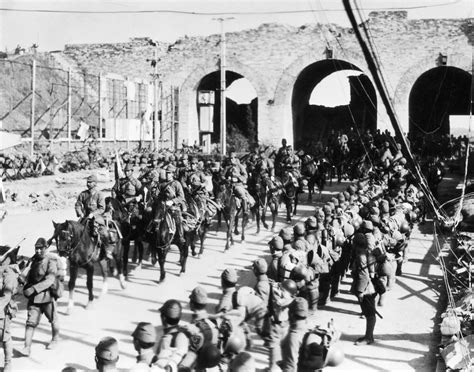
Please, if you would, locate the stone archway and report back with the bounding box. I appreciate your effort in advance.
[408,66,471,138]
[392,51,472,134]
[272,50,371,146]
[178,56,267,148]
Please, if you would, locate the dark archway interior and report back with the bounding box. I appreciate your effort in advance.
[197,71,258,152]
[292,59,377,150]
[409,66,471,138]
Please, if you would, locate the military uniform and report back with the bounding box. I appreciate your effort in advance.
[224,156,250,212]
[75,187,105,219]
[216,268,238,314]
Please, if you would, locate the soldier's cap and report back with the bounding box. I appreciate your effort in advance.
[305,216,317,229]
[132,322,156,344]
[190,157,199,164]
[252,258,268,275]
[229,351,256,372]
[34,237,48,248]
[95,336,119,361]
[124,163,134,171]
[159,299,182,319]
[290,296,309,318]
[190,285,208,305]
[86,174,98,182]
[221,268,238,284]
[166,164,177,173]
[279,227,293,241]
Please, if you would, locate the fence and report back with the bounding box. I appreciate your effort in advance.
[0,56,179,154]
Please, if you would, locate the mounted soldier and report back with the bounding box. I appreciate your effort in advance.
[157,164,187,245]
[223,152,252,215]
[112,163,143,211]
[254,149,275,189]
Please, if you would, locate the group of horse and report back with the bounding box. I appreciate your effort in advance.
[46,153,358,313]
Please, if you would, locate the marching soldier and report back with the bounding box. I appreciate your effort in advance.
[0,246,20,372]
[19,238,60,357]
[155,299,189,369]
[252,258,270,307]
[216,268,239,314]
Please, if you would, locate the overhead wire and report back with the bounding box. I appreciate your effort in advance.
[0,1,463,14]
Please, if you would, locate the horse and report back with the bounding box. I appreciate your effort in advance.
[105,196,150,276]
[279,170,300,223]
[346,154,373,181]
[301,154,332,201]
[50,218,125,314]
[329,142,350,183]
[216,181,248,251]
[147,201,189,282]
[184,189,219,258]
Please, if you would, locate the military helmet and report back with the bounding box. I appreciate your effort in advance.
[281,279,298,296]
[279,227,293,242]
[334,234,346,247]
[95,336,119,362]
[252,258,268,275]
[353,232,367,248]
[269,236,284,251]
[289,296,309,318]
[361,220,374,232]
[293,223,305,236]
[224,328,246,355]
[34,237,48,248]
[132,322,156,344]
[290,264,308,282]
[196,344,221,368]
[324,344,345,367]
[305,216,317,230]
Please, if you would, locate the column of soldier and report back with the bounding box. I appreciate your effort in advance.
[0,140,423,371]
[79,155,421,372]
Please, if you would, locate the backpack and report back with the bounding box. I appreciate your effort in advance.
[47,253,66,300]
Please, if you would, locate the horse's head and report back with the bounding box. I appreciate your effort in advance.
[52,220,75,257]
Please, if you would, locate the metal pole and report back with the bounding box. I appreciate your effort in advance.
[67,68,72,151]
[171,87,175,150]
[30,59,36,156]
[98,73,103,144]
[219,19,227,156]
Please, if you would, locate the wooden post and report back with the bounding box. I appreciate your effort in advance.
[30,59,36,156]
[170,87,175,150]
[98,73,103,144]
[67,68,72,151]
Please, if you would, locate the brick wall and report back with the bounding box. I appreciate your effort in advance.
[61,13,473,147]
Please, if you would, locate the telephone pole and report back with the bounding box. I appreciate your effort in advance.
[213,17,234,156]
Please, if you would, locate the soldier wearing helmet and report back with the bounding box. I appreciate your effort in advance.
[75,174,105,223]
[112,163,143,207]
[280,297,309,372]
[19,238,59,357]
[155,299,189,369]
[268,236,284,282]
[223,152,251,215]
[130,322,157,371]
[179,287,220,371]
[157,164,187,245]
[252,259,270,307]
[266,279,297,371]
[216,268,238,314]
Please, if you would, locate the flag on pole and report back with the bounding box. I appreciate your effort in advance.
[114,150,124,181]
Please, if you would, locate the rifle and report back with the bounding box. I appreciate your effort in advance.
[0,238,25,264]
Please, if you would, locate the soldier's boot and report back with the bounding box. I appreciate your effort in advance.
[355,316,375,345]
[18,326,34,357]
[46,323,60,350]
[3,340,13,371]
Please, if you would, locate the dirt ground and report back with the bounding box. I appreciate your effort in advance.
[0,171,457,371]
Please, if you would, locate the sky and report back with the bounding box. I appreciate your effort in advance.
[0,0,472,52]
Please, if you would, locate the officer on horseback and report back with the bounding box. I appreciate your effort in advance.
[112,163,143,210]
[281,145,302,181]
[224,152,250,214]
[159,164,187,245]
[254,149,275,189]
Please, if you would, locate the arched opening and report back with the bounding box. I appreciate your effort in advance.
[291,59,377,150]
[409,66,471,139]
[196,71,258,152]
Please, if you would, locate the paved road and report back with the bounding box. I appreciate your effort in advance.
[1,180,447,371]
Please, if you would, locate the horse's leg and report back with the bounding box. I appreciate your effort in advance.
[190,230,197,257]
[122,238,130,278]
[308,180,313,202]
[234,212,240,235]
[286,199,292,223]
[261,202,269,230]
[66,264,78,315]
[115,240,126,289]
[255,204,261,234]
[85,264,95,309]
[198,224,207,257]
[158,248,167,282]
[98,258,109,298]
[179,240,189,275]
[241,208,248,242]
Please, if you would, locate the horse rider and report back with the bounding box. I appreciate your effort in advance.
[254,149,275,189]
[112,163,143,212]
[158,164,187,245]
[275,139,288,178]
[224,152,251,214]
[19,238,60,357]
[281,145,302,182]
[75,175,109,243]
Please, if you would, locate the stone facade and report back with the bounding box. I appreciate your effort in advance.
[61,12,473,148]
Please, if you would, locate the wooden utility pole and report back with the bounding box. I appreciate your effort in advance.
[214,17,234,156]
[30,59,36,156]
[67,68,72,150]
[98,73,103,143]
